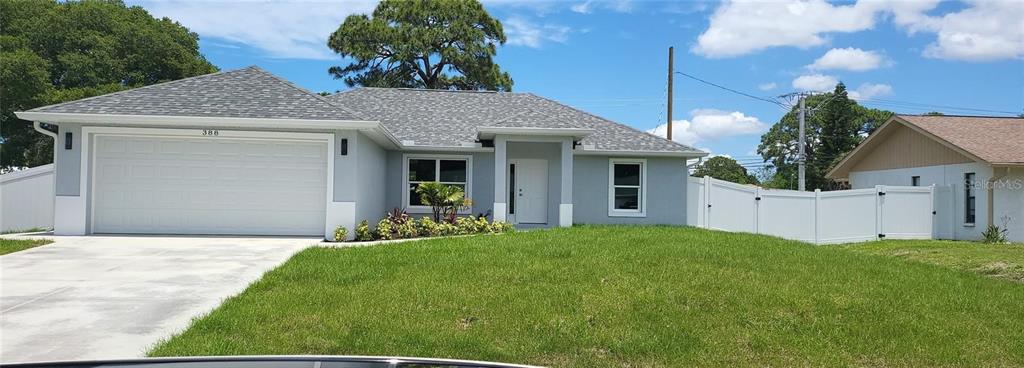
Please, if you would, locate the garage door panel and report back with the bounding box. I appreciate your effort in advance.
[93,134,327,236]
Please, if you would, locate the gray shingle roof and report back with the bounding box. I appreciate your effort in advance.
[28,66,363,121]
[328,88,699,153]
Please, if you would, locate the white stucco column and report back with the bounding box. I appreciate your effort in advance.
[493,136,507,222]
[559,138,573,227]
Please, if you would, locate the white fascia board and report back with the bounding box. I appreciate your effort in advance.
[575,148,707,158]
[476,127,596,140]
[399,145,494,153]
[15,111,381,130]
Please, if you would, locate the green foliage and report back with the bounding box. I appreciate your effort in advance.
[417,217,443,237]
[454,217,476,235]
[327,0,512,91]
[757,83,893,190]
[982,225,1009,244]
[355,220,373,241]
[0,0,217,171]
[375,218,393,240]
[489,221,514,234]
[415,182,472,222]
[692,156,759,185]
[333,226,348,242]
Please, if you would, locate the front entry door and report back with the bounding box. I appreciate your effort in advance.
[513,159,548,224]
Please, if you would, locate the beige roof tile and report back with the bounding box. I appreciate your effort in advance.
[898,115,1024,164]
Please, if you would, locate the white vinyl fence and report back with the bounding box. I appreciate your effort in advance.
[687,176,935,244]
[0,164,54,233]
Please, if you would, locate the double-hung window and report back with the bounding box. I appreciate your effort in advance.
[608,159,646,217]
[405,156,471,211]
[964,172,976,225]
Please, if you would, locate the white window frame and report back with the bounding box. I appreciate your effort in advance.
[402,154,473,214]
[608,158,646,217]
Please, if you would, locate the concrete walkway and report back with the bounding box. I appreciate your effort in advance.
[0,235,317,363]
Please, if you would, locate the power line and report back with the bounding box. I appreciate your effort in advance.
[674,71,786,108]
[857,98,1020,115]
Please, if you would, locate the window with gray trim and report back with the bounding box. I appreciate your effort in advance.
[407,158,468,207]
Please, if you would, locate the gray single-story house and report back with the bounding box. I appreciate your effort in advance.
[18,66,705,239]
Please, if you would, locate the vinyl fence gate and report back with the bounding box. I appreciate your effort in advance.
[687,176,937,245]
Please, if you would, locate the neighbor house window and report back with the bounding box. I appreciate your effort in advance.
[964,172,976,224]
[405,155,471,210]
[608,159,646,217]
[911,176,921,186]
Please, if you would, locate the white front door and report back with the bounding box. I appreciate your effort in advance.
[513,159,548,224]
[91,134,328,236]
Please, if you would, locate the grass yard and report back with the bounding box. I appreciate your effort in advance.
[0,238,52,255]
[843,239,1024,282]
[149,226,1024,367]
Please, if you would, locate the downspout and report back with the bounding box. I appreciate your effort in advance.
[987,166,1010,228]
[33,121,57,140]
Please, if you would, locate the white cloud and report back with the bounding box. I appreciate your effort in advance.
[693,0,1022,61]
[848,83,893,100]
[570,0,632,14]
[504,17,571,48]
[758,82,777,91]
[138,0,378,60]
[647,109,767,147]
[693,0,880,58]
[918,1,1024,61]
[792,74,838,91]
[570,1,593,14]
[808,47,888,71]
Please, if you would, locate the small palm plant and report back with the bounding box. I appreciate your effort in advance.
[415,182,472,223]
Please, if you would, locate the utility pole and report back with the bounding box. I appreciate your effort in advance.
[798,94,806,191]
[667,46,674,141]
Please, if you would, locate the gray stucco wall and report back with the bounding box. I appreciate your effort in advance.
[354,132,387,223]
[572,155,688,225]
[54,123,82,196]
[383,150,495,221]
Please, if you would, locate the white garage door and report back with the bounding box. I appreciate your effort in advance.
[92,134,327,236]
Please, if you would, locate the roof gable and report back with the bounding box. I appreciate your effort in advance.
[328,88,700,153]
[28,66,363,121]
[827,115,1023,179]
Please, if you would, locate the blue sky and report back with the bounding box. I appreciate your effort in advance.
[133,0,1023,166]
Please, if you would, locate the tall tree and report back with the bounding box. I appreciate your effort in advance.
[0,0,216,171]
[327,0,513,91]
[757,83,893,190]
[692,156,759,185]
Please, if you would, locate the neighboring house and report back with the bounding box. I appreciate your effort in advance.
[16,66,705,239]
[827,115,1024,242]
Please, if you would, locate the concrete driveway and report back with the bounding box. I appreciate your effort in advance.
[0,235,317,363]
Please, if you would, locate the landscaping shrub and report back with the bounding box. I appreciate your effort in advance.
[376,218,393,240]
[333,226,348,242]
[355,220,373,241]
[352,213,514,242]
[982,225,1008,244]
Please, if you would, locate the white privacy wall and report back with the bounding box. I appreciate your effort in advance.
[687,176,935,244]
[0,164,54,232]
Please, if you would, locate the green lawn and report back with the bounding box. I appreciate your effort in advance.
[149,226,1024,367]
[843,239,1024,282]
[0,238,52,255]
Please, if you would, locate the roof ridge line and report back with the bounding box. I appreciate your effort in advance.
[248,67,369,121]
[26,67,242,113]
[524,93,701,152]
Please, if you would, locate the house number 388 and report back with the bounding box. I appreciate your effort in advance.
[201,129,219,136]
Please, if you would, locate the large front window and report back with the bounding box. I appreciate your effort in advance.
[405,156,470,209]
[608,159,646,217]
